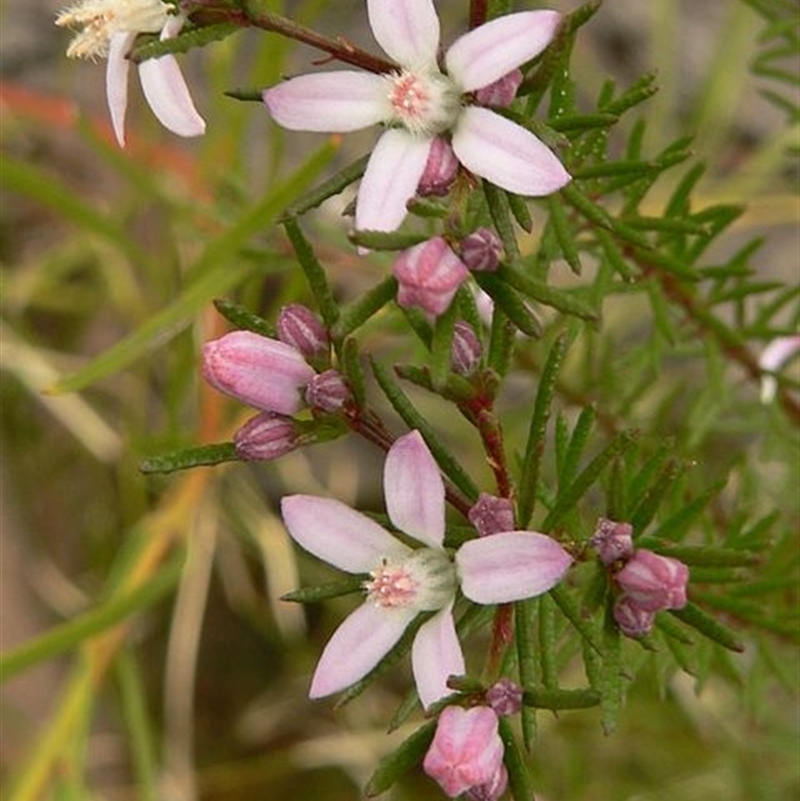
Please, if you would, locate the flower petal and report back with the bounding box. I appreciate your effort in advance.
[384,431,445,546]
[309,601,416,698]
[367,0,440,69]
[355,129,432,232]
[281,495,410,573]
[262,71,389,132]
[452,106,571,196]
[445,11,561,91]
[412,604,465,709]
[139,55,206,138]
[106,32,134,147]
[456,531,572,603]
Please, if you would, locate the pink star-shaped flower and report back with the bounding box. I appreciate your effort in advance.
[262,0,570,234]
[56,0,205,146]
[281,430,572,709]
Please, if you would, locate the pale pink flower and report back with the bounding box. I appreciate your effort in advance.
[460,227,503,272]
[394,237,470,317]
[281,431,571,708]
[467,493,515,538]
[202,330,315,416]
[759,334,800,403]
[56,0,205,146]
[418,136,460,196]
[423,706,505,798]
[305,369,351,413]
[277,304,330,360]
[615,549,689,613]
[451,321,482,375]
[474,68,524,108]
[590,517,634,566]
[262,0,570,233]
[485,677,524,716]
[613,595,656,638]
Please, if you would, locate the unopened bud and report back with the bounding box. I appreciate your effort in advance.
[305,369,351,413]
[277,304,329,360]
[452,321,482,375]
[475,69,523,108]
[202,330,315,415]
[423,706,504,799]
[468,493,515,537]
[613,595,655,638]
[460,228,502,273]
[466,764,508,801]
[615,549,689,612]
[486,677,524,716]
[418,136,459,196]
[590,518,634,566]
[394,237,469,317]
[233,412,298,461]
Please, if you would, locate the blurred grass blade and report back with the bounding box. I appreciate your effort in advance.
[364,720,436,797]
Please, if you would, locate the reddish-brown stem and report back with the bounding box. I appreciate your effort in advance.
[488,603,514,676]
[469,0,489,29]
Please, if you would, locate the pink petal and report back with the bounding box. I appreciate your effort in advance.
[384,431,445,547]
[263,71,389,132]
[281,495,410,573]
[452,106,571,196]
[355,129,432,232]
[367,0,440,69]
[309,601,415,698]
[445,11,561,92]
[456,531,572,603]
[139,55,206,138]
[106,32,134,147]
[412,605,465,709]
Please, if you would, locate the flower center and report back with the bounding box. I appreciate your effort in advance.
[385,70,461,137]
[364,548,457,612]
[56,0,170,60]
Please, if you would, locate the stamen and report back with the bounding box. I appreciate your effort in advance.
[365,560,419,608]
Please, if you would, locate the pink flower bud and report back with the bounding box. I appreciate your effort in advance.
[460,228,503,272]
[615,549,689,612]
[423,706,505,799]
[417,136,459,196]
[277,304,329,360]
[613,595,656,638]
[394,237,469,317]
[466,764,508,801]
[233,412,298,461]
[202,330,315,415]
[475,69,524,108]
[590,518,634,566]
[486,677,524,716]
[468,493,515,537]
[452,321,482,375]
[305,369,351,413]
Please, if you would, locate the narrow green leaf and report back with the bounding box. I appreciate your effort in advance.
[483,181,520,260]
[644,479,725,541]
[212,298,276,337]
[0,559,182,684]
[348,229,429,251]
[281,576,365,603]
[547,196,582,274]
[364,720,437,797]
[599,606,623,734]
[280,154,368,219]
[332,277,398,340]
[669,602,745,652]
[524,688,601,709]
[371,360,479,501]
[139,443,238,474]
[431,300,459,389]
[486,307,516,378]
[519,333,571,526]
[340,337,367,408]
[283,218,340,327]
[506,192,534,233]
[600,72,659,115]
[548,112,619,132]
[130,22,240,61]
[596,228,639,281]
[498,263,598,320]
[561,405,597,489]
[473,272,543,337]
[550,583,603,654]
[498,717,537,801]
[515,599,538,751]
[538,593,558,689]
[629,458,686,533]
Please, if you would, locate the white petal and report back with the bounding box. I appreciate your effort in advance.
[309,601,416,698]
[446,11,561,91]
[355,129,432,232]
[139,55,206,138]
[262,71,389,132]
[412,605,465,709]
[281,495,410,573]
[452,106,570,196]
[106,32,135,147]
[367,0,440,69]
[456,531,572,604]
[384,431,445,547]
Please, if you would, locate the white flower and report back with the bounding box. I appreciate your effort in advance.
[56,0,205,146]
[281,430,572,709]
[262,0,570,234]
